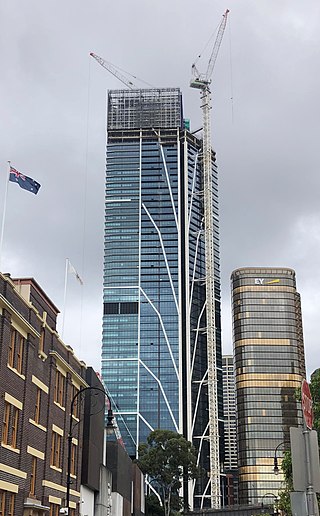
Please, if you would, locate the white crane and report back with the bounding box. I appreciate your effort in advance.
[90,52,135,89]
[90,52,154,89]
[190,9,229,510]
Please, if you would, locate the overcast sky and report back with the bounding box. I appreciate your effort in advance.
[1,0,319,377]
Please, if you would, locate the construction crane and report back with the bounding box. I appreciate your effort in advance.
[190,9,229,510]
[90,52,135,89]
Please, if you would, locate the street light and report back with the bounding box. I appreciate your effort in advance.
[273,440,290,475]
[65,386,115,514]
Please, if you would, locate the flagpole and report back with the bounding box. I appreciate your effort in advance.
[0,161,11,272]
[61,258,69,340]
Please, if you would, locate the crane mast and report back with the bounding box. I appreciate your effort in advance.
[190,9,229,509]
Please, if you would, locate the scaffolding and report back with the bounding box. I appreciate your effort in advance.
[107,88,183,130]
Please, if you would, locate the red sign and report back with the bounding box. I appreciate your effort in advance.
[301,379,313,430]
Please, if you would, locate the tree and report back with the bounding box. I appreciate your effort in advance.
[145,494,164,516]
[277,450,293,515]
[137,429,200,516]
[277,371,320,515]
[310,369,320,444]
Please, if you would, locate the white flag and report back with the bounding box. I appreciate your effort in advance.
[68,260,83,285]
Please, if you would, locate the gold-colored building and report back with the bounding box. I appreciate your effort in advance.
[231,267,305,505]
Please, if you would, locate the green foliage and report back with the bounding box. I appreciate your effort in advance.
[277,487,292,515]
[145,494,164,516]
[281,450,293,488]
[277,372,320,515]
[137,429,200,516]
[145,494,181,516]
[312,371,320,512]
[276,450,293,515]
[310,369,320,443]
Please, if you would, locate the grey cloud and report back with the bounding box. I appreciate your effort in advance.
[1,0,319,376]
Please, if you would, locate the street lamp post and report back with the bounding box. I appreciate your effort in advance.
[65,386,115,515]
[273,441,290,475]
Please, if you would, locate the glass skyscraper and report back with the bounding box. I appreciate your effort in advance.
[231,267,306,505]
[102,88,223,508]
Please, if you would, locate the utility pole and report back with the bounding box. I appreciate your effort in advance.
[302,380,319,516]
[303,428,319,516]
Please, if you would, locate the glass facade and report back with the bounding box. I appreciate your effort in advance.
[231,268,306,505]
[102,88,223,508]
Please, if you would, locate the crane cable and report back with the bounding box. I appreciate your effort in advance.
[192,20,221,68]
[93,53,155,88]
[78,55,92,357]
[228,15,235,123]
[109,60,155,88]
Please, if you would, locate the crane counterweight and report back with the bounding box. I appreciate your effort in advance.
[190,78,210,90]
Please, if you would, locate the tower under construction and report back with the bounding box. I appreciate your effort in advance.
[102,88,223,508]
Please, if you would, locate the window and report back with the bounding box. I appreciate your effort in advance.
[2,403,9,444]
[71,442,77,476]
[54,369,65,407]
[8,493,14,516]
[30,456,37,496]
[50,431,61,468]
[71,385,79,419]
[49,504,59,516]
[34,387,41,424]
[8,328,25,374]
[0,491,14,516]
[0,491,4,516]
[16,334,24,373]
[8,333,14,368]
[2,402,19,448]
[11,405,18,448]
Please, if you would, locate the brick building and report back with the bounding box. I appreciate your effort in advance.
[0,273,88,515]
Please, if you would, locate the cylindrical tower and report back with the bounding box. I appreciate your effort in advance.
[231,267,306,505]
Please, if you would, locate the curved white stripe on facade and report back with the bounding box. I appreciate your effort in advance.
[191,302,207,375]
[139,359,179,431]
[140,287,179,379]
[191,370,208,434]
[139,413,154,433]
[141,203,179,314]
[158,139,179,230]
[189,227,204,318]
[187,152,199,230]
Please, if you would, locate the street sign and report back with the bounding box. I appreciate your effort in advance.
[290,427,320,493]
[301,379,314,430]
[290,492,308,516]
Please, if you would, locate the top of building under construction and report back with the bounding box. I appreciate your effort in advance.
[107,88,183,131]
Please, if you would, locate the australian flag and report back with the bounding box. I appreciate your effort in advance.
[9,166,41,195]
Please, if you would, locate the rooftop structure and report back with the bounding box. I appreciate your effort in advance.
[107,88,183,130]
